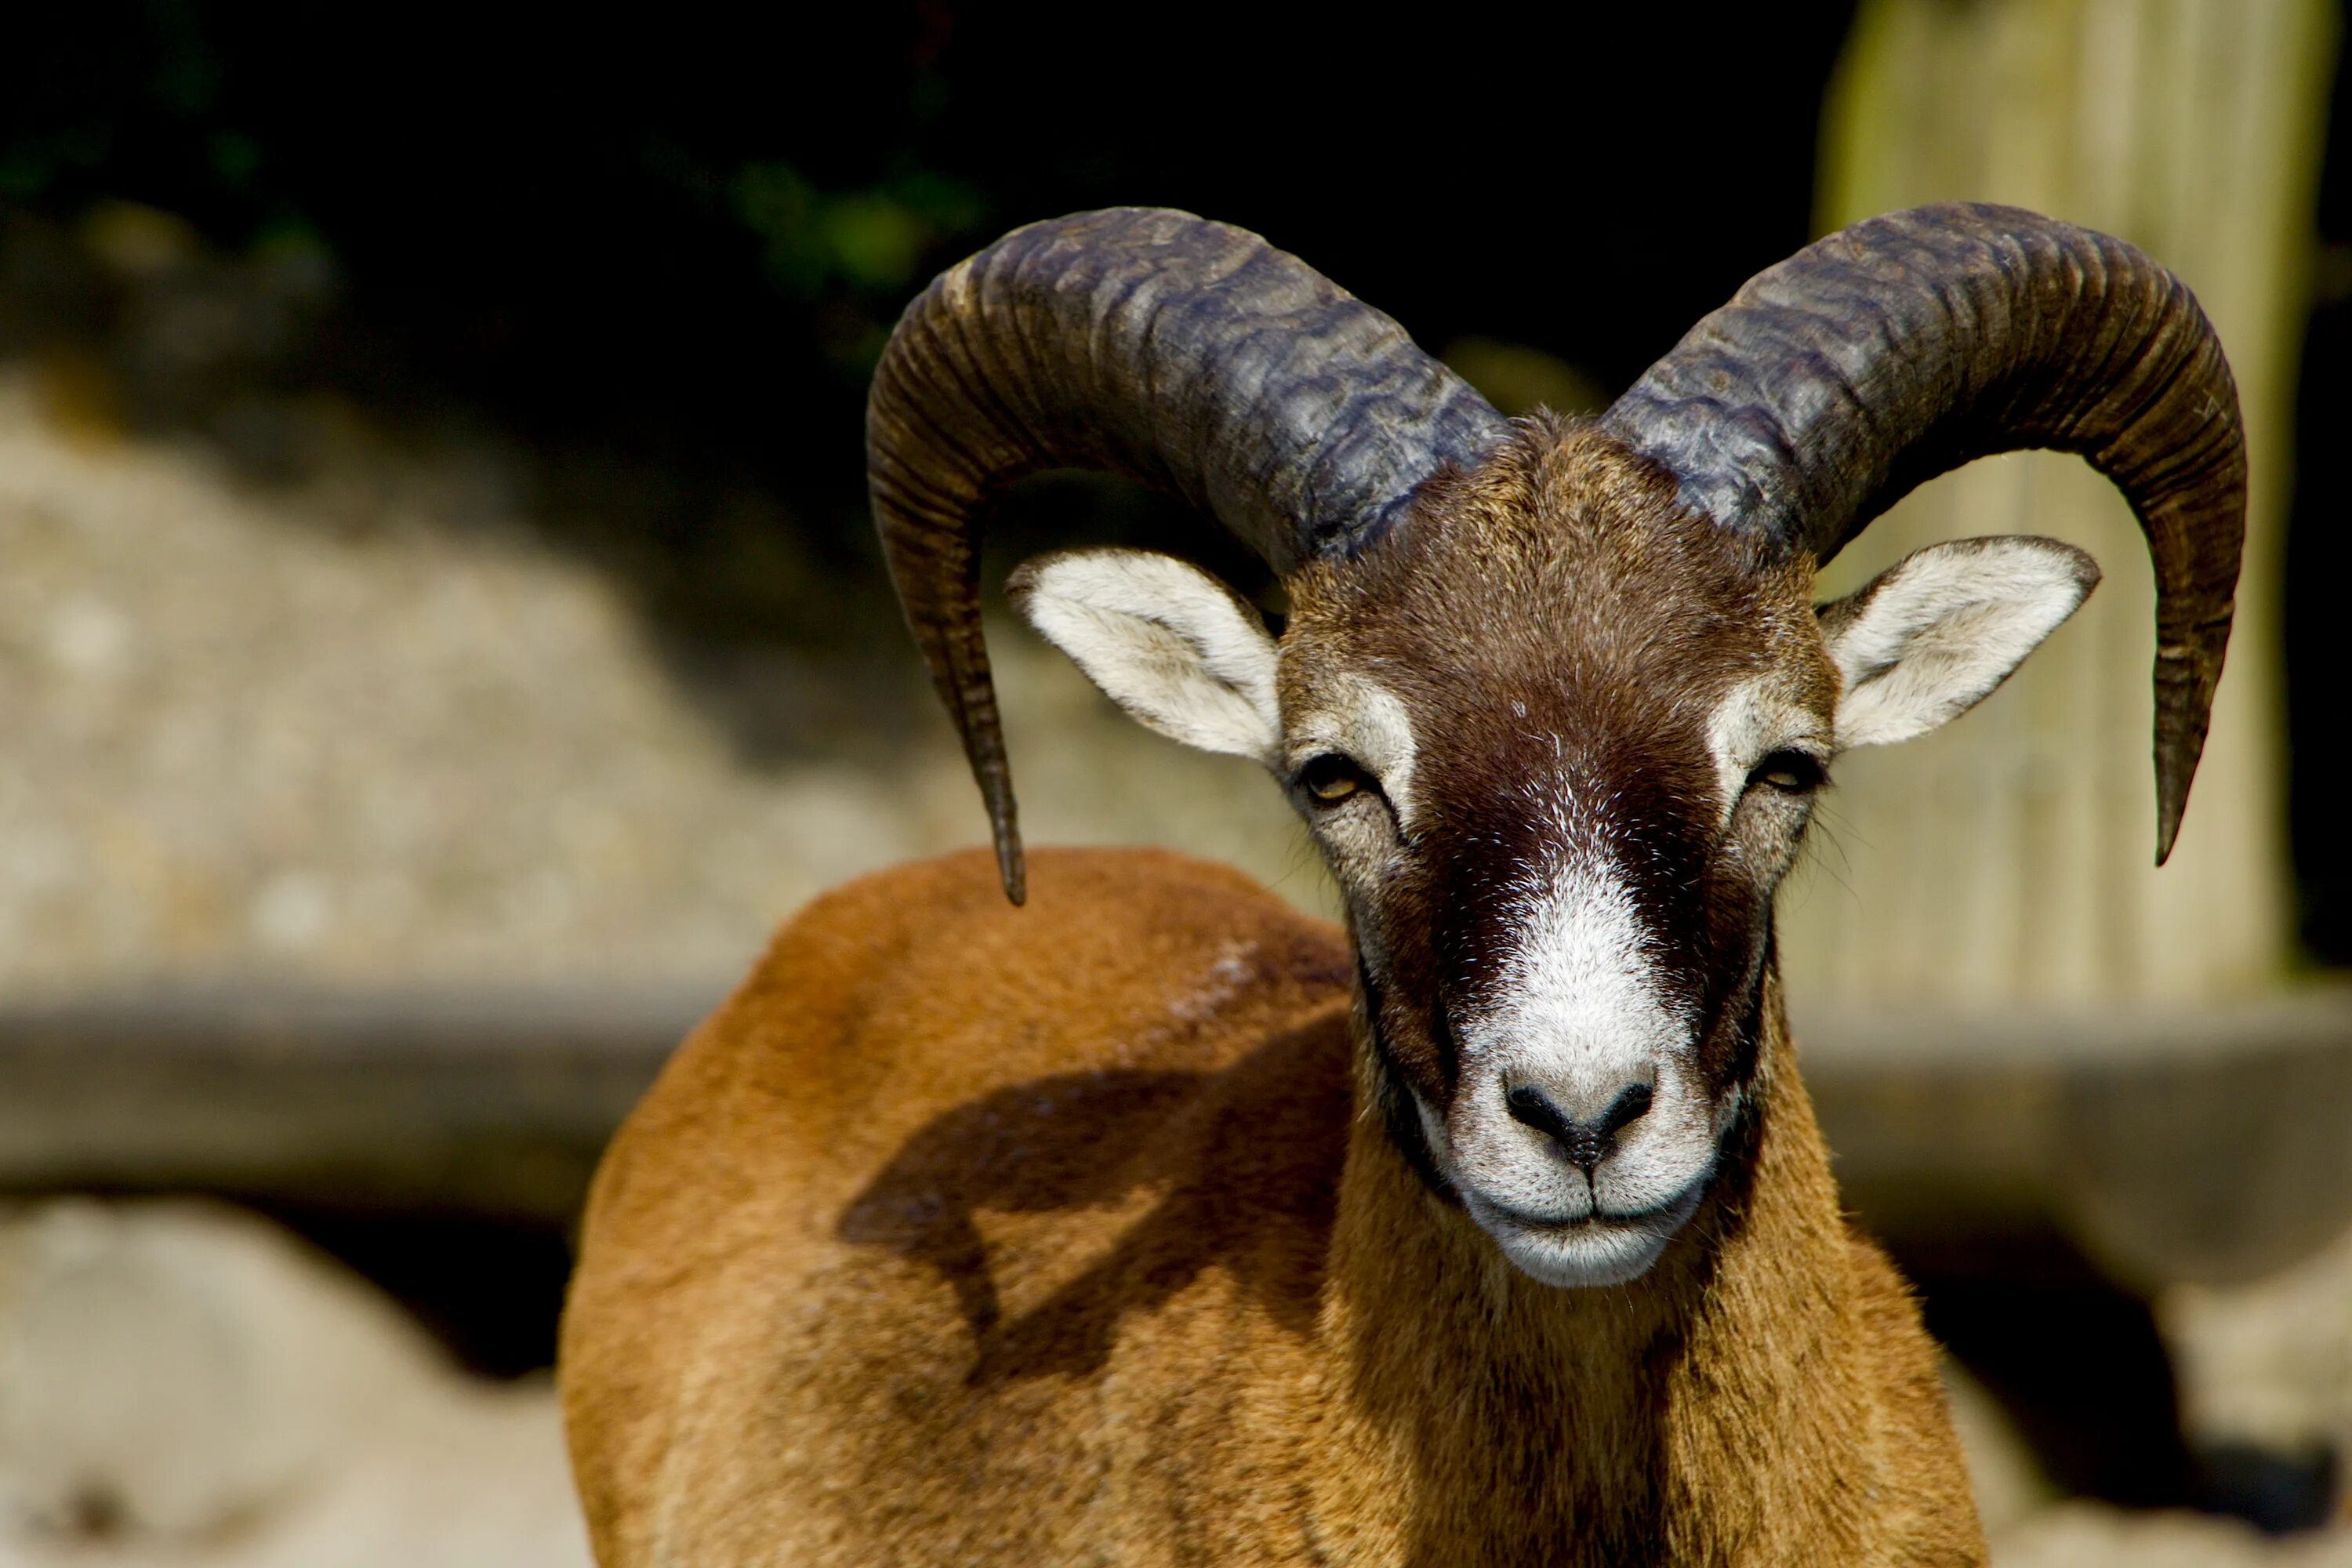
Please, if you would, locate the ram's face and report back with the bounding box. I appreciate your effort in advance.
[1013,419,2098,1289]
[1272,431,1834,1285]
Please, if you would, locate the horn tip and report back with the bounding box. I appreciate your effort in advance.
[2152,718,2206,868]
[2153,782,2188,867]
[994,826,1028,906]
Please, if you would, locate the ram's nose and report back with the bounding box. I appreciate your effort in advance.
[1504,1076,1655,1173]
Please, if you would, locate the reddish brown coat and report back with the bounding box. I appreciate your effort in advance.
[560,847,1982,1566]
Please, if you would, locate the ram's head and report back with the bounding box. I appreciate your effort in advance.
[869,207,2243,1286]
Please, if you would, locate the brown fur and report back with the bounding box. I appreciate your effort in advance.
[561,848,1981,1566]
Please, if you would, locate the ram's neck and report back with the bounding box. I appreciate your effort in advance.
[1312,971,1880,1565]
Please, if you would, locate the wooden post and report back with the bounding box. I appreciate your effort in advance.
[1782,0,2336,1006]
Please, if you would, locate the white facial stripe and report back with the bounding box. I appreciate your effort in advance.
[1704,674,1831,826]
[1287,676,1420,831]
[1468,858,1688,1093]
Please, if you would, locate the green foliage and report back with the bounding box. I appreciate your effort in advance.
[731,162,986,296]
[730,161,987,371]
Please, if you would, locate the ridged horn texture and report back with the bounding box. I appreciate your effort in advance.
[869,208,1507,902]
[1601,202,2245,865]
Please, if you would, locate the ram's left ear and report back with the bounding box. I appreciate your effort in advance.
[1819,535,2100,749]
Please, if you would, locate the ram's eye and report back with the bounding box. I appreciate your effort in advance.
[1748,750,1827,795]
[1298,753,1367,805]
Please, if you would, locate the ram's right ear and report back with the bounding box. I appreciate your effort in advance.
[1007,548,1282,766]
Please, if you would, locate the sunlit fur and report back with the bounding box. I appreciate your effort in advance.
[560,419,1991,1565]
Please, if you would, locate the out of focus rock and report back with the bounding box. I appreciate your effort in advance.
[2169,1219,2352,1471]
[0,1199,589,1566]
[1992,1502,2352,1566]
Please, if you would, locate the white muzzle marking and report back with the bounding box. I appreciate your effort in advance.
[1437,856,1722,1287]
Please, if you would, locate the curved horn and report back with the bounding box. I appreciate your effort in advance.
[1600,202,2245,864]
[869,208,1506,902]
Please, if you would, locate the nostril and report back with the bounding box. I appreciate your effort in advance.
[1599,1081,1653,1140]
[1505,1079,1653,1172]
[1504,1084,1572,1145]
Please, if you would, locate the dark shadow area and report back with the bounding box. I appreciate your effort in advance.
[838,1018,1352,1386]
[1887,1222,2338,1532]
[2287,16,2352,964]
[840,1069,1205,1354]
[1894,1224,2200,1508]
[252,1199,576,1381]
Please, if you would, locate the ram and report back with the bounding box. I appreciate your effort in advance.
[560,205,2243,1566]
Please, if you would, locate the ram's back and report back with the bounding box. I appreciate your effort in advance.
[560,846,1357,1566]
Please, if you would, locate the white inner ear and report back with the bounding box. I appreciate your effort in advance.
[1823,536,2100,750]
[1009,547,1281,765]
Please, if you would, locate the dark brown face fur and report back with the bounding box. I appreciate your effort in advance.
[1278,421,1839,1286]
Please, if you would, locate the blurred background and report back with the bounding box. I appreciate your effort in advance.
[2,2,2350,1563]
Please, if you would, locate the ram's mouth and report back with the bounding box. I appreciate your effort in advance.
[1463,1180,1705,1236]
[1471,1204,1682,1289]
[1458,1180,1708,1288]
